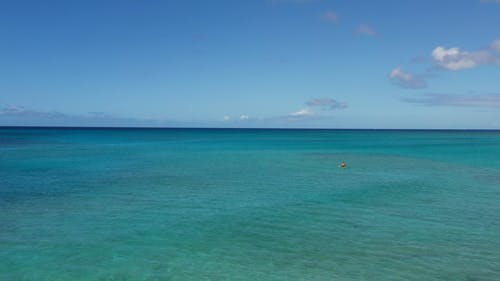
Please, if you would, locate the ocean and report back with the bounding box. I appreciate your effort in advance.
[1,128,500,280]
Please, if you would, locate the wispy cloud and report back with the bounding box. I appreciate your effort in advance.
[403,93,500,108]
[278,98,346,122]
[389,68,427,89]
[431,40,500,71]
[355,24,377,37]
[306,97,347,110]
[491,40,500,52]
[0,106,160,127]
[322,10,339,23]
[0,106,67,119]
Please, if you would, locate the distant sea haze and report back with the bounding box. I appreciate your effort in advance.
[1,128,500,280]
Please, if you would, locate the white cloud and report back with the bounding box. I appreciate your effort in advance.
[389,67,412,80]
[391,39,500,91]
[389,68,427,89]
[322,10,339,23]
[290,108,314,117]
[239,114,249,120]
[355,24,377,37]
[431,40,500,71]
[432,46,479,70]
[223,115,230,121]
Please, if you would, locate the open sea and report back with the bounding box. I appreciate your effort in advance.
[1,127,500,281]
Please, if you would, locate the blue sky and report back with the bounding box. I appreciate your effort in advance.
[1,0,499,128]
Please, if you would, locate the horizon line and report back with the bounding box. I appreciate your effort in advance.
[1,125,499,131]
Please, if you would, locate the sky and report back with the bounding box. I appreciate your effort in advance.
[0,0,499,129]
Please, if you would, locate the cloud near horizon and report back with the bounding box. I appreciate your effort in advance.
[284,98,346,122]
[403,92,500,108]
[289,108,314,117]
[306,97,347,110]
[0,106,67,119]
[389,68,427,89]
[0,106,160,127]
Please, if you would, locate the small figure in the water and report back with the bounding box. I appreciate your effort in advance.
[340,161,347,168]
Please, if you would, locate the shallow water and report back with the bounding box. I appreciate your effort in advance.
[1,128,500,280]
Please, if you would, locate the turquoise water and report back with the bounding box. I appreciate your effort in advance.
[1,128,500,281]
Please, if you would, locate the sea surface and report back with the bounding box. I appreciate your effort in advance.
[1,128,500,281]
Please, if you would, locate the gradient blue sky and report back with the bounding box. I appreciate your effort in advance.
[1,0,499,128]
